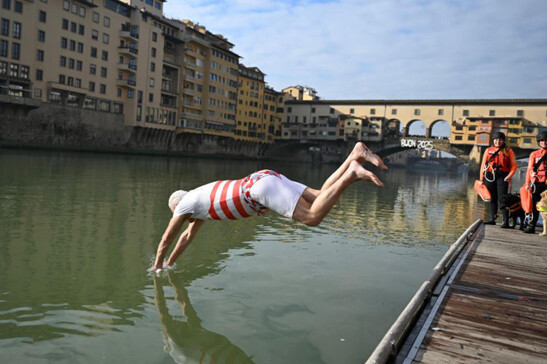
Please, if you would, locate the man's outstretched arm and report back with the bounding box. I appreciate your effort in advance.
[166,219,204,267]
[153,215,188,270]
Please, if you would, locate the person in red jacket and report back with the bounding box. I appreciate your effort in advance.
[523,130,547,233]
[479,132,517,227]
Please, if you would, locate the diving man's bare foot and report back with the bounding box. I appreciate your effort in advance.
[351,142,388,170]
[348,160,384,187]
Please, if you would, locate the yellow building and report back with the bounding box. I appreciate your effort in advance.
[235,65,266,142]
[263,86,284,141]
[282,85,319,101]
[450,116,538,149]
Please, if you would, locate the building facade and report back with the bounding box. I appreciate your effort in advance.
[0,0,281,142]
[282,99,547,148]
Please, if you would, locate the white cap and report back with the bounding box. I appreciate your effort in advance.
[168,190,187,212]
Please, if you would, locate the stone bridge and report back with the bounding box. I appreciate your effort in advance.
[265,137,534,166]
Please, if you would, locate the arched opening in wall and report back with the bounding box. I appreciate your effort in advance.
[406,119,426,137]
[430,119,450,139]
[386,119,402,138]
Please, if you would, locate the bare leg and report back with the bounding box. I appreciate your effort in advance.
[293,160,383,226]
[320,142,387,192]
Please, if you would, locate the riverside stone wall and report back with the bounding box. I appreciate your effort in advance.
[0,103,278,160]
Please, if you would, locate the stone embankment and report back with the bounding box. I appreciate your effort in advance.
[0,103,343,163]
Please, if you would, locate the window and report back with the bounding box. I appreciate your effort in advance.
[79,7,86,17]
[151,48,157,57]
[103,16,110,28]
[71,3,77,14]
[92,12,99,23]
[468,135,475,141]
[101,50,108,61]
[37,49,44,61]
[101,67,107,77]
[146,0,152,5]
[102,33,109,44]
[463,109,469,116]
[155,1,161,9]
[60,56,66,67]
[62,19,69,30]
[91,30,98,40]
[392,109,397,115]
[150,62,155,72]
[11,42,20,59]
[330,108,334,114]
[1,19,9,36]
[0,40,7,57]
[63,0,69,11]
[149,78,154,87]
[455,135,462,141]
[489,110,495,116]
[69,40,75,51]
[78,24,84,35]
[67,76,74,86]
[35,88,42,98]
[14,1,22,13]
[39,10,46,23]
[89,81,95,91]
[76,60,82,71]
[89,64,96,74]
[77,42,83,53]
[75,78,81,88]
[36,69,43,81]
[414,109,421,116]
[2,0,10,10]
[38,30,45,42]
[60,37,67,49]
[71,22,76,33]
[152,32,157,42]
[517,110,524,117]
[90,47,97,58]
[68,58,74,69]
[524,138,532,144]
[117,88,122,97]
[149,93,153,102]
[59,74,65,84]
[100,84,106,94]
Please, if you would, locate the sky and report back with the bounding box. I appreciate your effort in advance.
[163,0,547,101]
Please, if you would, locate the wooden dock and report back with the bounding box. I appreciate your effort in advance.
[367,221,547,364]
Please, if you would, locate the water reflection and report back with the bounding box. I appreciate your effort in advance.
[153,273,254,363]
[0,150,494,363]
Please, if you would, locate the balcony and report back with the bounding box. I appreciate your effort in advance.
[116,79,136,89]
[184,74,195,82]
[117,62,137,74]
[119,29,139,41]
[118,46,138,57]
[181,111,203,120]
[182,88,194,95]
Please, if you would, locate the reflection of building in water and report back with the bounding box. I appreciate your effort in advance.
[154,274,254,364]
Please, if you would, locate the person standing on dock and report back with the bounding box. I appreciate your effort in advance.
[523,131,547,234]
[152,142,388,270]
[478,132,517,227]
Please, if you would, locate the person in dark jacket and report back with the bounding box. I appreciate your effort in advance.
[478,132,517,227]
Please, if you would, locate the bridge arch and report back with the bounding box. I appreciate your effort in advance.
[429,119,450,139]
[404,119,426,137]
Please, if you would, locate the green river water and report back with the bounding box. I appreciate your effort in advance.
[0,149,494,363]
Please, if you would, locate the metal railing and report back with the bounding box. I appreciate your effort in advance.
[365,219,482,364]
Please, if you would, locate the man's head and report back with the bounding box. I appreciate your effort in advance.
[537,131,547,149]
[168,190,187,212]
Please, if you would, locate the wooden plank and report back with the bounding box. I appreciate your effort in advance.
[407,224,547,364]
[414,292,547,364]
